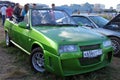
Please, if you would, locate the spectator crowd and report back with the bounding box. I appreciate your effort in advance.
[0,3,36,26]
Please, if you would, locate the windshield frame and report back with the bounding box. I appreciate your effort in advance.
[31,8,78,27]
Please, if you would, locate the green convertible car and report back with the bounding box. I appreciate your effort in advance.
[4,8,113,76]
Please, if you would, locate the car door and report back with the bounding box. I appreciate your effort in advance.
[17,12,31,52]
[9,18,21,45]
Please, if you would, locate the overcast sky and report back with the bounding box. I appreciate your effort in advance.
[9,0,120,9]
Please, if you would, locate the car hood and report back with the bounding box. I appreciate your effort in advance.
[33,26,106,43]
[93,28,120,36]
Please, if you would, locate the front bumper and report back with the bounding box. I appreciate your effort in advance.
[44,47,113,76]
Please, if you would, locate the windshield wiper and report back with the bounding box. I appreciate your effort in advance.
[33,23,57,26]
[33,23,78,27]
[58,24,78,27]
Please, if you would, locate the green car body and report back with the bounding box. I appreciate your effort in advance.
[4,8,113,76]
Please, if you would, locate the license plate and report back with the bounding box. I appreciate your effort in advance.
[83,49,102,58]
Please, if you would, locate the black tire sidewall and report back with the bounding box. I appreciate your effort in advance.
[30,47,45,73]
[110,37,120,56]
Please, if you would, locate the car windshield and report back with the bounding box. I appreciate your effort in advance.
[31,9,77,26]
[89,16,109,28]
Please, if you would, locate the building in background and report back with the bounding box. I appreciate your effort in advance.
[94,4,105,13]
[117,4,120,12]
[80,2,94,13]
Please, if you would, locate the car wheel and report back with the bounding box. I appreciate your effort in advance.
[110,37,120,56]
[5,32,12,47]
[30,47,45,73]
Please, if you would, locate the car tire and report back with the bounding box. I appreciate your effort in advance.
[110,37,120,56]
[30,47,45,73]
[5,32,12,47]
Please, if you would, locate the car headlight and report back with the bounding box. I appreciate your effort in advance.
[59,45,78,53]
[103,40,112,47]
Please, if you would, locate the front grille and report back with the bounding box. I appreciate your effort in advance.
[79,44,101,66]
[79,55,101,66]
[80,44,100,51]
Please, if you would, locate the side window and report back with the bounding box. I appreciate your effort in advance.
[73,16,95,28]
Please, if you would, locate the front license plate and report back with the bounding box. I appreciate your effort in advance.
[83,49,102,58]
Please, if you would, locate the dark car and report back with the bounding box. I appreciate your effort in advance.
[104,14,120,32]
[72,14,120,56]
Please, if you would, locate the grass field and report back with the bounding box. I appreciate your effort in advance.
[0,41,120,80]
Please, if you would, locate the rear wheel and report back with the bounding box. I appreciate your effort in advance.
[110,37,120,56]
[30,47,45,73]
[5,32,12,47]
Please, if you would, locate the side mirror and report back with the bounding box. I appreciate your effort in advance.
[18,22,28,29]
[110,24,119,28]
[105,24,119,29]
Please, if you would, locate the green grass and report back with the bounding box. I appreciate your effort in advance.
[0,41,120,80]
[0,41,6,47]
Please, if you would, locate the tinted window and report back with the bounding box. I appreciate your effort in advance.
[89,16,109,28]
[72,16,95,28]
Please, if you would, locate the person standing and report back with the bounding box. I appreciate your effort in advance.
[33,3,36,8]
[13,3,21,18]
[21,4,29,17]
[51,3,55,10]
[13,3,22,22]
[49,3,56,24]
[0,5,7,25]
[6,4,13,20]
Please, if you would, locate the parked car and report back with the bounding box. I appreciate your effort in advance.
[72,14,120,56]
[4,8,113,76]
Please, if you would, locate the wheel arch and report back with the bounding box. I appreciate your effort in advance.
[107,35,120,40]
[31,42,44,53]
